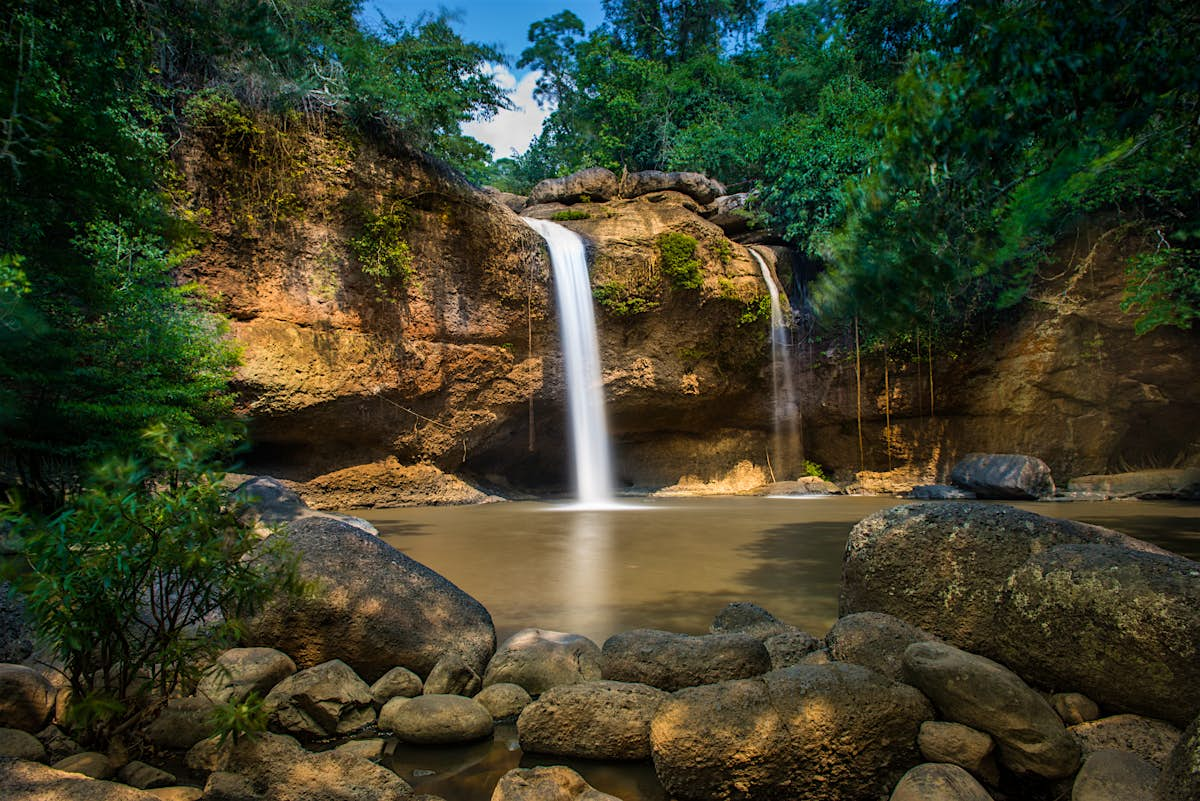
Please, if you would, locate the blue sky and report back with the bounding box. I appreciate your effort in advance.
[361,2,608,158]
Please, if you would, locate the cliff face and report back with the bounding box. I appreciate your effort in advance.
[178,112,1199,503]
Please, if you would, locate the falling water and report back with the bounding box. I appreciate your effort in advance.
[749,247,802,480]
[524,217,616,506]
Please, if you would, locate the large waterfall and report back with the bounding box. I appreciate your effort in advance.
[525,217,616,506]
[749,247,802,479]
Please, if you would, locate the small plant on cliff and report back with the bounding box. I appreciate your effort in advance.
[739,294,772,326]
[551,209,591,221]
[352,201,415,295]
[593,281,660,317]
[804,460,830,481]
[658,232,703,290]
[711,238,734,264]
[1,425,300,747]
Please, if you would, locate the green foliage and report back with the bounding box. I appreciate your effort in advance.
[1122,243,1200,334]
[658,232,703,289]
[739,294,772,326]
[803,460,830,481]
[711,239,733,264]
[210,692,269,746]
[551,210,591,221]
[593,281,661,317]
[1,425,299,746]
[351,202,414,295]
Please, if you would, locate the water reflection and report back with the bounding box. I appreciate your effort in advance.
[562,511,613,640]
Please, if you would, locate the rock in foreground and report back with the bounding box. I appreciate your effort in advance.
[483,628,602,696]
[602,629,770,691]
[492,766,622,801]
[518,680,669,760]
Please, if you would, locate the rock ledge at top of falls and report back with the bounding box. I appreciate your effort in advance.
[528,167,728,207]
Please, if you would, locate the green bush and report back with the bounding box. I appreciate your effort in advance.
[1,425,299,746]
[804,460,830,481]
[739,294,772,326]
[351,202,414,295]
[658,232,703,289]
[551,209,590,221]
[593,281,660,317]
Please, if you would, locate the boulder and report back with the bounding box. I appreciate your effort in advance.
[1069,713,1181,768]
[650,663,933,801]
[840,502,1200,725]
[491,766,622,801]
[1067,468,1200,499]
[0,663,56,732]
[621,170,726,204]
[709,602,797,641]
[902,641,1079,779]
[762,630,822,669]
[917,721,998,785]
[36,724,80,762]
[423,652,481,697]
[0,582,35,663]
[482,629,602,696]
[1071,749,1159,801]
[197,647,296,704]
[332,738,386,761]
[1052,692,1101,726]
[369,666,423,706]
[825,612,940,682]
[529,167,619,205]
[888,763,995,801]
[601,629,771,691]
[0,727,47,760]
[234,475,378,535]
[1158,712,1200,801]
[201,770,255,800]
[143,697,215,750]
[517,680,669,760]
[263,659,375,740]
[379,694,492,745]
[949,452,1055,498]
[53,752,114,780]
[909,484,976,500]
[475,683,532,719]
[0,759,161,801]
[247,515,495,682]
[704,193,755,235]
[116,762,176,790]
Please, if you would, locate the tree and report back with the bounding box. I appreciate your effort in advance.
[602,0,763,61]
[518,10,586,108]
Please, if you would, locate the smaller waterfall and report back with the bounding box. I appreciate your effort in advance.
[524,217,616,506]
[749,247,803,480]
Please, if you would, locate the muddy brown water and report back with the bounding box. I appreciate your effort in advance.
[355,496,1200,800]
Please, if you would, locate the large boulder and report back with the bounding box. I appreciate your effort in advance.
[517,680,669,760]
[491,766,622,801]
[840,502,1200,725]
[601,629,770,691]
[143,697,214,750]
[0,664,56,732]
[888,763,994,801]
[234,475,378,534]
[1069,713,1182,769]
[0,727,47,761]
[378,693,492,745]
[825,612,940,682]
[246,515,495,682]
[482,628,602,696]
[621,170,727,205]
[1071,750,1160,801]
[0,759,160,801]
[262,659,375,740]
[902,641,1080,779]
[650,663,933,801]
[529,167,619,205]
[197,647,296,704]
[1158,712,1200,801]
[949,452,1055,498]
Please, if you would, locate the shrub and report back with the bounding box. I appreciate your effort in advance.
[593,281,660,317]
[1,425,299,746]
[804,460,830,481]
[551,209,590,221]
[351,201,414,294]
[658,232,703,289]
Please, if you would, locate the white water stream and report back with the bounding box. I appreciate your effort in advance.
[749,247,802,479]
[524,218,616,506]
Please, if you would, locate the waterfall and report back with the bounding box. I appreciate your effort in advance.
[524,217,616,506]
[749,247,803,480]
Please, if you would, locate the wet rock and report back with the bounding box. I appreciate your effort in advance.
[247,515,495,682]
[1053,692,1101,725]
[423,652,481,697]
[517,680,669,760]
[0,759,160,801]
[475,682,532,719]
[840,502,1200,725]
[1068,468,1200,500]
[263,659,375,740]
[0,663,56,732]
[116,762,176,790]
[918,721,998,785]
[825,611,940,682]
[369,666,423,705]
[1158,712,1200,801]
[53,752,114,780]
[621,170,726,205]
[909,484,976,500]
[1069,713,1181,768]
[380,694,492,745]
[197,647,296,704]
[601,629,771,691]
[492,765,622,801]
[143,697,215,750]
[529,167,619,205]
[949,452,1056,499]
[1071,749,1159,801]
[0,727,47,760]
[762,630,822,669]
[651,663,933,801]
[483,629,602,696]
[889,763,995,801]
[902,641,1079,778]
[709,602,797,641]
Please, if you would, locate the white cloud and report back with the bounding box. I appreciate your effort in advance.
[462,65,551,160]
